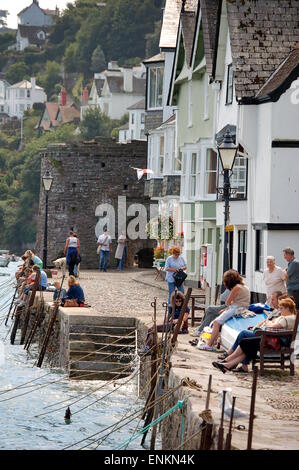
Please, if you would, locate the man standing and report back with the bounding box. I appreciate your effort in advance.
[97,228,112,272]
[263,256,286,305]
[283,247,299,308]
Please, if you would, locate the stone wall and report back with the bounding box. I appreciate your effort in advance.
[36,138,156,268]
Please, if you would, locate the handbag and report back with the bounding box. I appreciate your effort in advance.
[97,235,108,254]
[64,299,79,308]
[173,269,187,287]
[264,335,280,350]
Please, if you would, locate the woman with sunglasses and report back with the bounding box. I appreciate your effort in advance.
[142,291,190,353]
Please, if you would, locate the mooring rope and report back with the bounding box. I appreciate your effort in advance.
[115,397,187,450]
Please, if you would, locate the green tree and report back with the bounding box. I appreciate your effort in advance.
[6,62,30,84]
[63,43,78,73]
[38,61,62,98]
[145,20,162,58]
[91,45,106,72]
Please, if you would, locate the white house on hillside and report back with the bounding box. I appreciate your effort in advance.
[18,0,58,27]
[7,78,47,118]
[81,62,146,121]
[0,79,10,115]
[119,98,146,142]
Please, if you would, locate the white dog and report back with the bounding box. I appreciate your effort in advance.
[53,257,80,278]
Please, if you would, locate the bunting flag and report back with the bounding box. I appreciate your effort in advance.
[131,167,154,180]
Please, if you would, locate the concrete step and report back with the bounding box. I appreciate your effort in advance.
[69,341,135,354]
[68,316,137,328]
[69,360,135,372]
[69,333,135,345]
[69,350,134,362]
[69,370,133,381]
[69,325,136,336]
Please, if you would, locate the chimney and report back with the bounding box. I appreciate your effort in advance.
[30,77,36,90]
[60,87,67,106]
[123,66,133,93]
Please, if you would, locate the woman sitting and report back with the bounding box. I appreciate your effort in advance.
[212,297,297,373]
[143,291,190,353]
[198,270,250,351]
[61,276,85,306]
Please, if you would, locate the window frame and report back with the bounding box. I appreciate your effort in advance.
[255,230,264,272]
[204,148,218,196]
[226,63,234,105]
[238,229,247,276]
[188,80,193,127]
[147,64,164,110]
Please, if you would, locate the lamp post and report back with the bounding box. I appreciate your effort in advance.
[217,129,237,276]
[42,170,53,269]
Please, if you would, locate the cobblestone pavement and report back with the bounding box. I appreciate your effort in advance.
[73,269,169,321]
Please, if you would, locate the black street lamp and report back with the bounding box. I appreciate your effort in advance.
[42,170,53,269]
[217,129,238,276]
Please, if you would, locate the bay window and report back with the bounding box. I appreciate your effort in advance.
[148,65,163,109]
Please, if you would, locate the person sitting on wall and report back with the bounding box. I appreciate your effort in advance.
[142,291,190,353]
[61,275,85,306]
[198,270,250,352]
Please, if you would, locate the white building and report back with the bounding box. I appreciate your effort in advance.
[0,79,10,115]
[211,0,299,300]
[18,0,58,27]
[7,78,47,118]
[81,62,146,121]
[120,98,146,142]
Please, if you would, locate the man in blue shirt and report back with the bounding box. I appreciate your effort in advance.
[283,247,299,308]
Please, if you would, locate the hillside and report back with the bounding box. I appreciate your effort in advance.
[0,0,163,252]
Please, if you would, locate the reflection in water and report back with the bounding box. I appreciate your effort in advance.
[0,263,144,450]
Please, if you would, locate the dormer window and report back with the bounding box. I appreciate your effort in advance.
[226,64,234,105]
[148,65,163,110]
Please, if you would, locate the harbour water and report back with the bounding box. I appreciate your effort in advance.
[0,263,145,450]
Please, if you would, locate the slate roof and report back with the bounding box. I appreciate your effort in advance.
[159,0,198,49]
[18,25,49,45]
[127,98,145,110]
[38,102,80,131]
[181,10,198,67]
[143,52,165,65]
[255,47,299,101]
[200,0,222,76]
[18,1,58,17]
[9,80,43,90]
[225,0,299,100]
[106,76,145,95]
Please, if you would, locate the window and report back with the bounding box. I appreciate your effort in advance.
[19,89,25,98]
[131,130,134,140]
[19,104,25,114]
[238,230,247,276]
[188,81,192,127]
[27,104,30,110]
[230,156,247,199]
[255,230,264,272]
[0,105,4,112]
[181,152,187,198]
[175,151,182,172]
[141,113,145,124]
[131,113,135,124]
[204,72,209,120]
[159,135,164,174]
[226,64,234,104]
[103,103,109,114]
[205,149,217,194]
[148,65,163,109]
[27,90,30,98]
[190,153,197,198]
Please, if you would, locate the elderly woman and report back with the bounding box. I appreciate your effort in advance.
[213,297,297,373]
[165,246,187,304]
[198,270,250,351]
[263,256,286,305]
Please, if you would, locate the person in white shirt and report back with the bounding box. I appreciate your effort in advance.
[263,256,287,305]
[97,228,112,272]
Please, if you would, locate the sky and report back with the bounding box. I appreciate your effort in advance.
[0,0,76,29]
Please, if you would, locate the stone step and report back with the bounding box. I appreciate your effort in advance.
[69,333,136,345]
[69,325,136,336]
[68,316,137,328]
[69,350,134,362]
[69,341,135,354]
[69,360,135,372]
[69,370,133,381]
